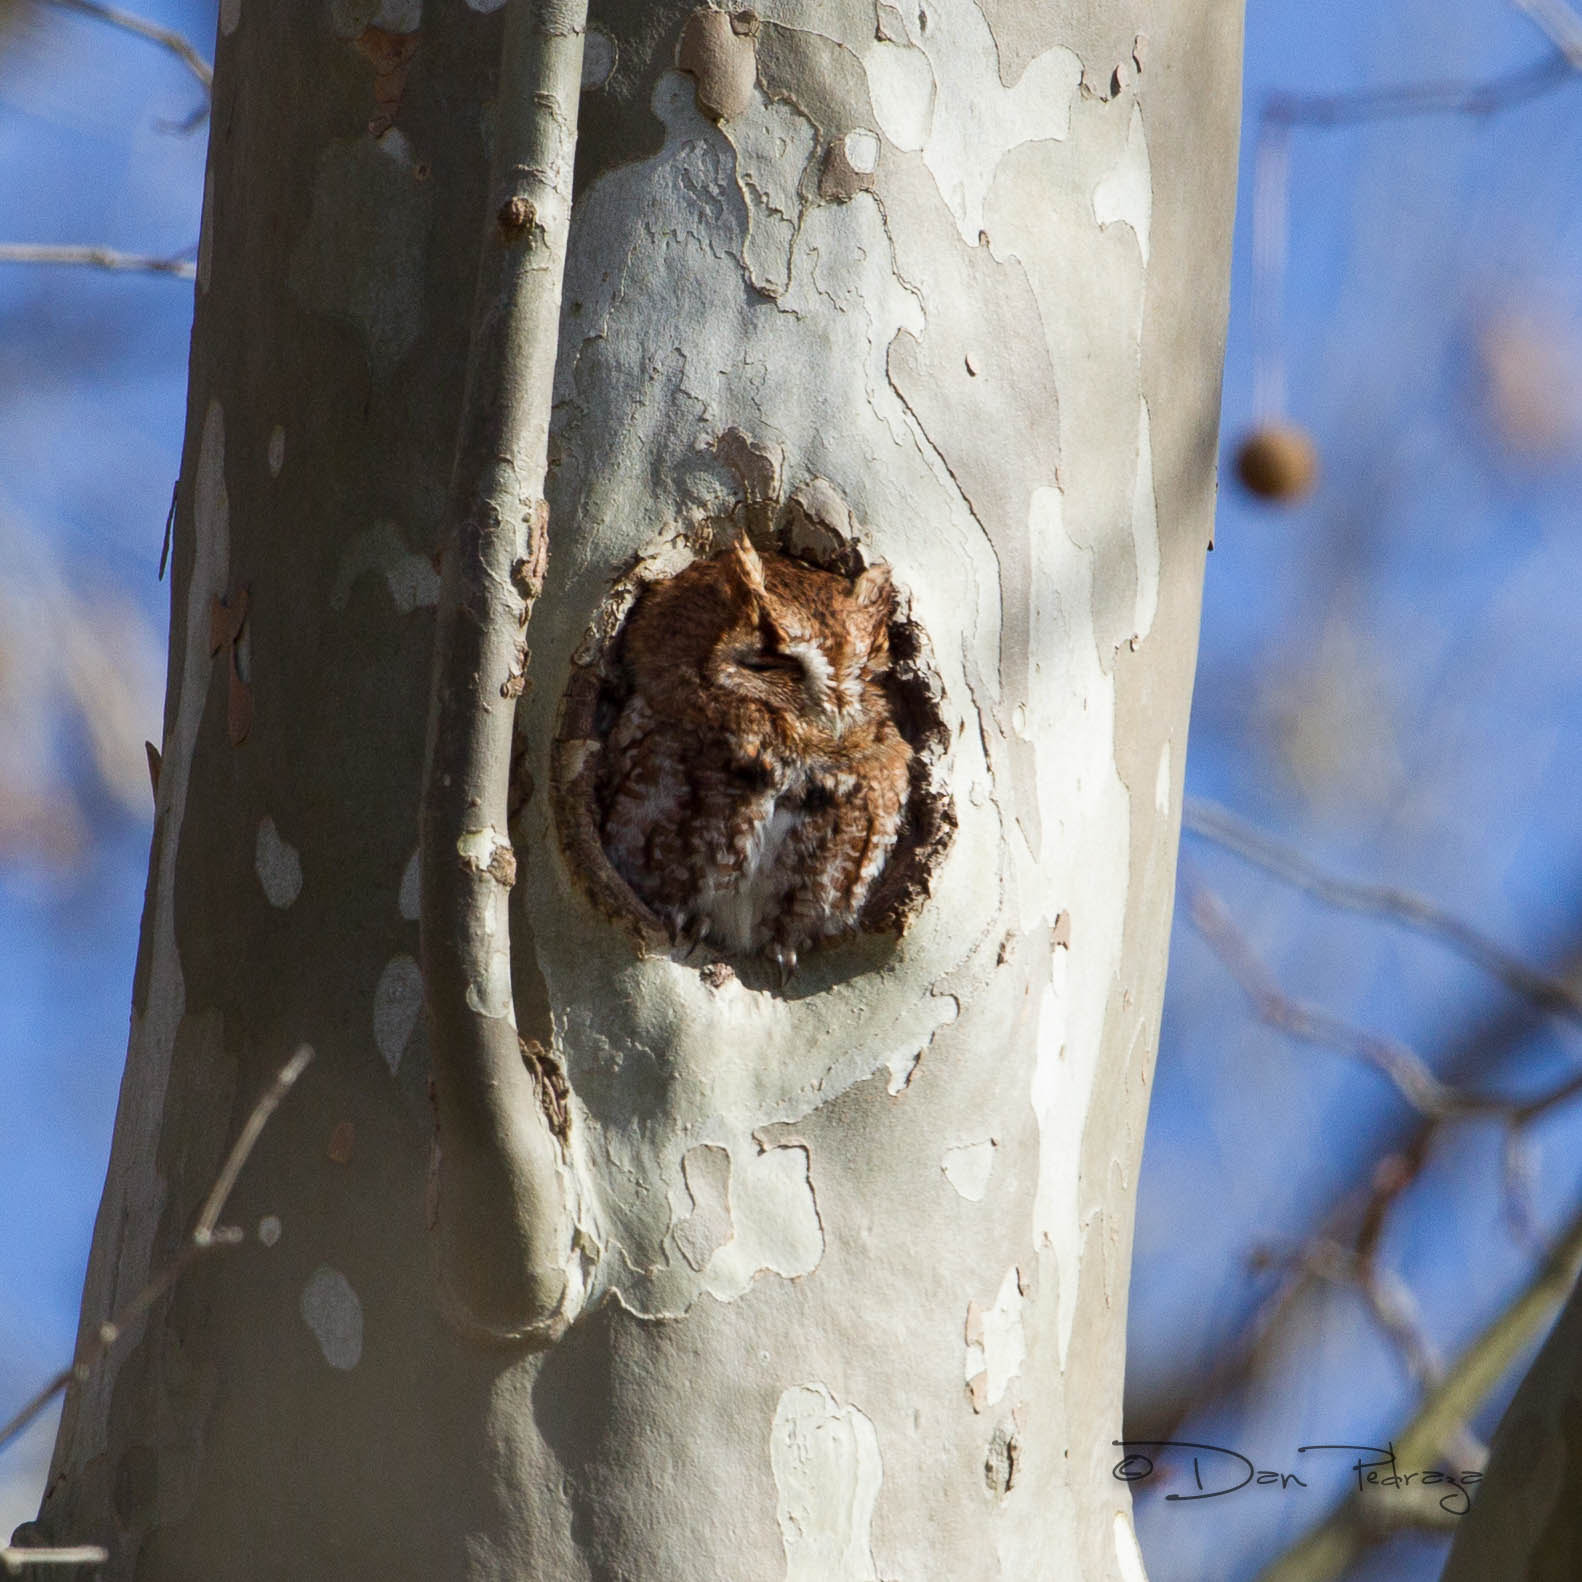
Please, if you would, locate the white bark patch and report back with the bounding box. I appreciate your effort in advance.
[218,0,240,34]
[864,12,1080,243]
[1019,484,1129,1357]
[267,424,286,477]
[374,954,423,1073]
[771,1386,883,1582]
[254,816,303,908]
[196,166,214,294]
[299,1266,363,1370]
[1130,396,1160,640]
[456,829,515,1020]
[842,128,879,175]
[863,37,934,153]
[1154,740,1171,815]
[398,846,421,920]
[721,89,817,298]
[964,1266,1027,1410]
[673,1144,733,1271]
[941,1138,995,1201]
[1114,1512,1149,1582]
[330,520,440,613]
[457,826,511,874]
[1092,102,1152,265]
[698,1142,822,1299]
[288,130,431,379]
[582,27,615,89]
[885,1047,921,1094]
[461,865,513,1021]
[646,1133,823,1306]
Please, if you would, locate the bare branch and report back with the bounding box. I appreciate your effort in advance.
[1246,46,1577,430]
[41,0,212,90]
[1254,1197,1582,1582]
[0,244,195,278]
[1133,931,1582,1462]
[1183,876,1493,1118]
[1282,1237,1461,1405]
[419,0,587,1341]
[1184,800,1582,1026]
[0,1046,312,1457]
[1262,46,1575,128]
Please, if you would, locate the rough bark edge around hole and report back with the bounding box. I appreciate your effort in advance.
[543,495,955,963]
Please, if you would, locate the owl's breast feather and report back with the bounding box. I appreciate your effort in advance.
[698,800,798,952]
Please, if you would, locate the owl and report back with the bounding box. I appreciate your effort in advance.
[599,536,912,978]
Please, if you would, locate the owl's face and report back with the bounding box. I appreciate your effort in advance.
[618,536,898,756]
[704,549,892,738]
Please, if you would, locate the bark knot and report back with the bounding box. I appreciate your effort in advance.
[497,196,537,241]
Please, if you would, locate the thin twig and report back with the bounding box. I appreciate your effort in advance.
[1183,876,1492,1119]
[1514,0,1582,63]
[0,1046,312,1457]
[1184,799,1582,1026]
[1184,875,1582,1129]
[1,1545,110,1575]
[1247,46,1578,428]
[1262,48,1575,127]
[1253,1236,1444,1403]
[0,244,195,279]
[41,0,212,89]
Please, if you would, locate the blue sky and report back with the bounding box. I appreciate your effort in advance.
[3,2,1581,1577]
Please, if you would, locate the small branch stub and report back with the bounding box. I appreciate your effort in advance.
[512,499,550,600]
[522,1038,571,1148]
[497,195,537,240]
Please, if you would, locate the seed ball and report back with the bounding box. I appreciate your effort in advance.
[1233,424,1319,502]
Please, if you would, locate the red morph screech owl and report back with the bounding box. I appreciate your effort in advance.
[599,537,912,979]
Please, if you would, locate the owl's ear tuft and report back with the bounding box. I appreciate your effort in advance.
[756,603,789,649]
[851,561,894,613]
[723,535,768,598]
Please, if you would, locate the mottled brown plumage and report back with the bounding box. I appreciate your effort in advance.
[600,538,911,978]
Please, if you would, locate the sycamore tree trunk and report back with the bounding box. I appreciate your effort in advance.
[32,1,1241,1577]
[1441,1277,1582,1579]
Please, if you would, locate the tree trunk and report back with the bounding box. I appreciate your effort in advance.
[1440,1270,1582,1580]
[33,2,1241,1576]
